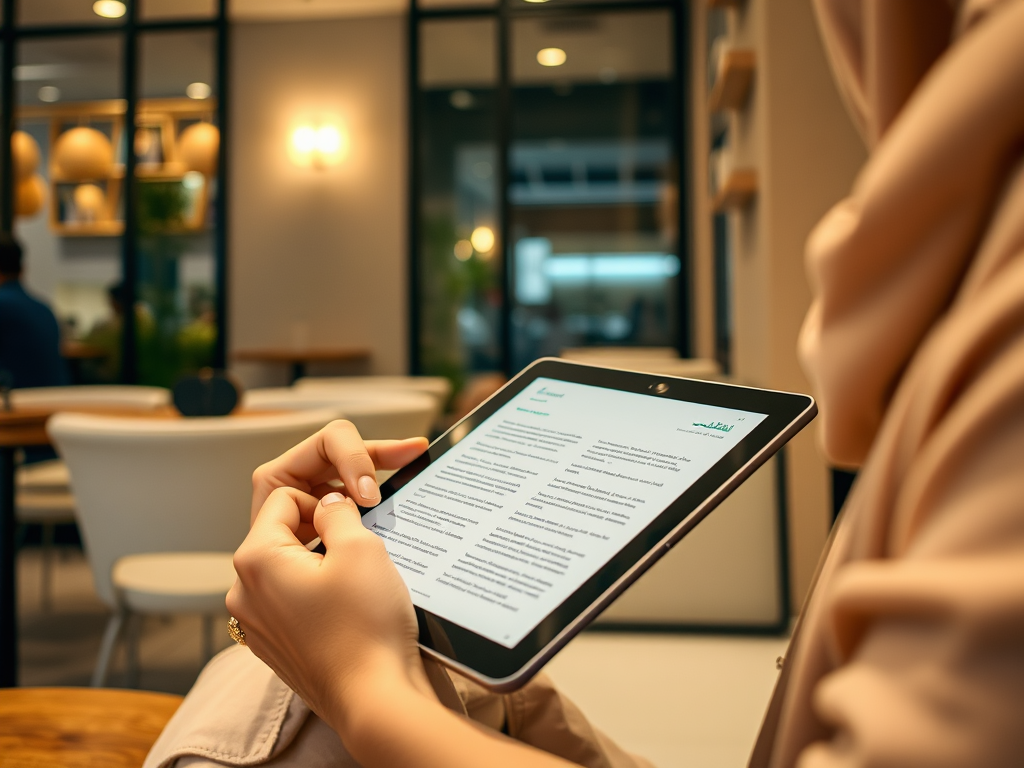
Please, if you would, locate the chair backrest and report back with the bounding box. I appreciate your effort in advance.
[47,408,339,608]
[11,385,171,410]
[243,388,435,440]
[294,375,452,406]
[559,346,680,361]
[559,353,723,381]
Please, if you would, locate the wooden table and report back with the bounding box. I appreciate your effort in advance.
[0,687,182,767]
[233,346,372,383]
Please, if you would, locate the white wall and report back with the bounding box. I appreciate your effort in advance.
[229,16,407,386]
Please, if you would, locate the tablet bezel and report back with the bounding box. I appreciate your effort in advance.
[371,358,816,691]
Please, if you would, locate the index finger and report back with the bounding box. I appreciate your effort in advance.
[251,420,428,520]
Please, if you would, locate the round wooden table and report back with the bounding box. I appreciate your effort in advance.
[0,687,182,767]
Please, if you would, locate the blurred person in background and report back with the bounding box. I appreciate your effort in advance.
[0,233,68,393]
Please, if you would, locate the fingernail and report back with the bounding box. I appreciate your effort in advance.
[357,475,379,501]
[321,492,348,506]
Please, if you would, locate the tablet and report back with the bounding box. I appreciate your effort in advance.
[360,358,816,691]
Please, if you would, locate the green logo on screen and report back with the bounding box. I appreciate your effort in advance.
[693,421,734,433]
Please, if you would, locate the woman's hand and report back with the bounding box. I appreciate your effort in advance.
[249,418,428,527]
[227,489,435,734]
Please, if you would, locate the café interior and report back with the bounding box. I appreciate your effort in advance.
[0,0,928,765]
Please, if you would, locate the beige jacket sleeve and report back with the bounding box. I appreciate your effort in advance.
[763,2,1024,765]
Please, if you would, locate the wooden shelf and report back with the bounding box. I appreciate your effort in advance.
[16,97,216,238]
[711,169,757,212]
[709,49,755,113]
[707,0,746,8]
[51,220,125,238]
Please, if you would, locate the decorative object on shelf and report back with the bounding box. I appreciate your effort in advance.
[72,183,107,223]
[12,131,40,181]
[12,130,46,219]
[17,98,218,237]
[177,122,219,176]
[711,168,757,212]
[53,126,115,181]
[709,47,755,113]
[15,175,46,218]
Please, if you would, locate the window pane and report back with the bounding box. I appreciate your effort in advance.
[14,35,124,383]
[18,0,126,27]
[141,0,217,21]
[509,9,679,370]
[416,18,501,390]
[135,29,220,386]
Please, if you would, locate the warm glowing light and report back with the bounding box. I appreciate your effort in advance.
[182,171,205,191]
[471,226,495,254]
[186,82,212,100]
[537,48,567,67]
[454,240,473,261]
[93,0,126,19]
[290,123,348,168]
[524,0,550,3]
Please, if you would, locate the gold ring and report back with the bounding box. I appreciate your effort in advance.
[227,616,246,646]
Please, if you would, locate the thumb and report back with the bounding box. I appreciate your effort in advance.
[314,491,363,551]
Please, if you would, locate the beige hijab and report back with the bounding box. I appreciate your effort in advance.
[758,0,1024,765]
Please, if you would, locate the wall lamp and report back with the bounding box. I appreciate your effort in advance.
[290,123,349,169]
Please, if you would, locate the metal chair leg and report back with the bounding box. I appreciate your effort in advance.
[40,523,55,613]
[92,610,126,687]
[125,613,142,689]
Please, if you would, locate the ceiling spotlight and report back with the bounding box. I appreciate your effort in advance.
[38,86,61,103]
[93,0,126,19]
[186,82,212,100]
[537,48,567,67]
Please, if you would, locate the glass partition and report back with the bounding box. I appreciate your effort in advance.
[14,35,124,383]
[135,29,218,386]
[411,0,686,388]
[141,0,217,21]
[416,17,501,390]
[508,8,678,369]
[5,0,227,385]
[18,0,126,27]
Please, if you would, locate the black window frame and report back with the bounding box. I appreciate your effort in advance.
[0,0,230,383]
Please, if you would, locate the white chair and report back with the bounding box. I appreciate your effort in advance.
[295,375,452,409]
[559,346,680,361]
[560,351,723,381]
[14,386,171,611]
[244,388,436,440]
[47,408,339,687]
[11,385,171,410]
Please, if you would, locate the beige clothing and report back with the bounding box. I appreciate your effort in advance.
[144,645,651,768]
[760,0,1024,765]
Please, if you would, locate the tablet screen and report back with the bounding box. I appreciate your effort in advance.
[361,377,768,648]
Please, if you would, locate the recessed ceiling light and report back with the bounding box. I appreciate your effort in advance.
[186,82,212,100]
[537,48,567,67]
[93,1,126,19]
[38,86,61,103]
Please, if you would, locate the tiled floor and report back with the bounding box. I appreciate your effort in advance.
[17,545,789,767]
